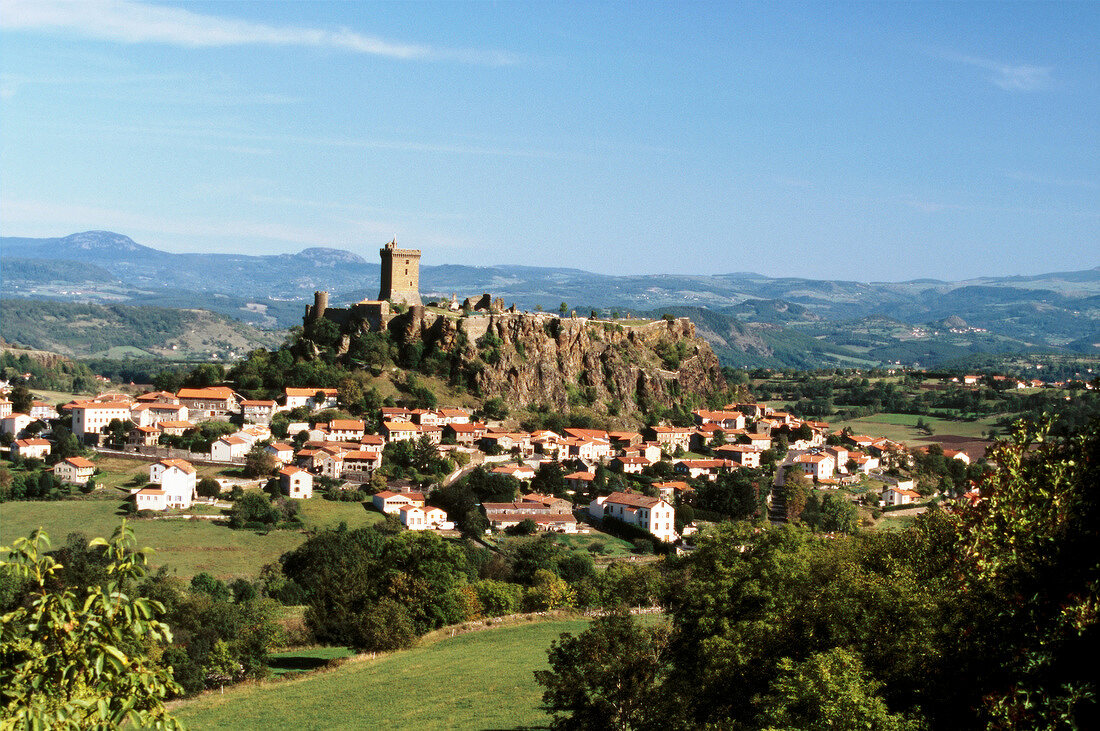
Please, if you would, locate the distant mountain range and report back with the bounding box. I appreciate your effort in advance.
[2,231,1098,368]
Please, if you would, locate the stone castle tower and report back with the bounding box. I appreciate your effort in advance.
[378,240,421,306]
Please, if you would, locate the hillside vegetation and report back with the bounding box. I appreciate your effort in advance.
[0,299,283,359]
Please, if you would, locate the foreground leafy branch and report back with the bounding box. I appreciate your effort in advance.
[0,521,184,729]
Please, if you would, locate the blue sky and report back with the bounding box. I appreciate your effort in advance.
[1,1,1096,281]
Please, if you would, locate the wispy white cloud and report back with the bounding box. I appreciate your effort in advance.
[0,0,520,65]
[935,50,1053,91]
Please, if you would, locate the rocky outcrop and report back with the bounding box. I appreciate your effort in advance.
[377,311,726,411]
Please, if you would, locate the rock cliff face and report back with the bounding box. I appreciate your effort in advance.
[383,310,726,411]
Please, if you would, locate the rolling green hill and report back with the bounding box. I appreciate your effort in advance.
[0,299,283,360]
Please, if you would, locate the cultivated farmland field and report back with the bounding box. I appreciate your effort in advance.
[0,497,383,579]
[174,617,594,729]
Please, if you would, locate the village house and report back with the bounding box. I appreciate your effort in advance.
[565,437,611,461]
[611,455,651,474]
[846,451,879,473]
[482,493,577,533]
[148,458,197,509]
[693,409,746,430]
[644,425,692,453]
[714,444,762,468]
[563,471,595,494]
[327,419,366,442]
[741,433,773,450]
[382,420,420,443]
[29,401,58,420]
[943,448,971,465]
[136,391,178,404]
[0,398,12,418]
[445,422,488,446]
[128,425,162,446]
[176,387,238,420]
[882,486,922,506]
[70,401,131,441]
[130,402,189,428]
[399,504,451,531]
[210,435,249,462]
[690,423,727,451]
[564,427,610,442]
[342,450,382,480]
[133,487,169,511]
[380,406,414,422]
[480,432,532,455]
[608,431,642,449]
[492,463,537,480]
[241,399,278,425]
[54,456,96,485]
[674,458,734,481]
[266,442,295,464]
[12,438,51,460]
[436,407,471,425]
[845,434,876,450]
[622,442,664,463]
[372,490,426,515]
[794,453,836,482]
[284,387,338,411]
[589,491,677,543]
[279,466,313,499]
[157,420,195,437]
[319,450,347,479]
[653,480,693,501]
[417,424,443,445]
[732,402,769,420]
[410,409,443,426]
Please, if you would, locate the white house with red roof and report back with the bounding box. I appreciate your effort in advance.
[372,491,426,515]
[12,438,51,460]
[794,453,836,481]
[589,491,676,543]
[611,456,651,474]
[284,387,338,411]
[266,442,295,464]
[210,435,249,462]
[241,399,278,424]
[147,459,197,508]
[882,486,922,506]
[399,504,451,531]
[70,401,131,440]
[492,463,536,480]
[279,466,313,499]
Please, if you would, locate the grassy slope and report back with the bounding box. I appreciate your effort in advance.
[174,618,592,730]
[0,497,382,580]
[830,413,1001,445]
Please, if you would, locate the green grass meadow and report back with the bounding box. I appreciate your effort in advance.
[831,413,1001,445]
[175,617,594,729]
[0,496,383,580]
